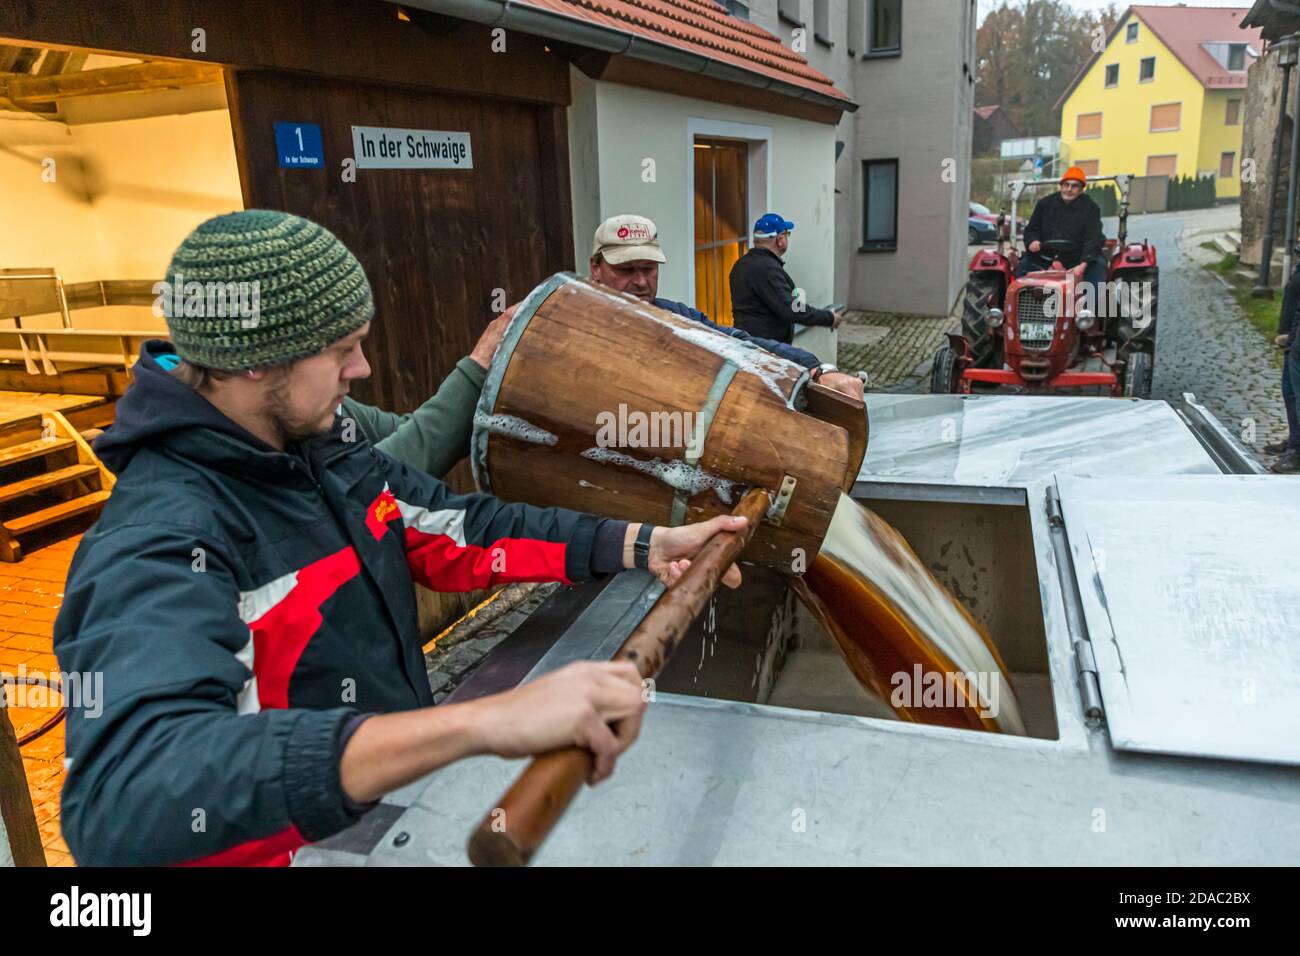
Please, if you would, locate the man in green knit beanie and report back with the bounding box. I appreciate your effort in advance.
[54,209,746,866]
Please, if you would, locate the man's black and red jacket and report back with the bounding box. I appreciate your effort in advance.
[53,342,627,866]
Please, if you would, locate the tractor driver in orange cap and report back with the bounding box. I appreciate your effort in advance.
[1019,166,1107,300]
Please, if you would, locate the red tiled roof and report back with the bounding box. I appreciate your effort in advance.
[1133,5,1263,88]
[1056,5,1264,110]
[516,0,851,103]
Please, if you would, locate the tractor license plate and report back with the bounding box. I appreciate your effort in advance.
[1021,321,1054,341]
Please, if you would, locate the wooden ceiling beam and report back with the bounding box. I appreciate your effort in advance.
[0,60,222,105]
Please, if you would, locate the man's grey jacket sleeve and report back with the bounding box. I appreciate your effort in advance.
[341,356,485,479]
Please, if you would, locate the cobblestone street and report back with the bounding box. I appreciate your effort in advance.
[836,205,1288,461]
[1146,206,1287,456]
[836,311,954,392]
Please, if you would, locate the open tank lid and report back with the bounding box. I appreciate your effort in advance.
[1055,475,1300,766]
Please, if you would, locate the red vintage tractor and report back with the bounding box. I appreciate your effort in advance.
[933,174,1158,397]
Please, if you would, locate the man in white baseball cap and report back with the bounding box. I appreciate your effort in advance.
[589,214,863,399]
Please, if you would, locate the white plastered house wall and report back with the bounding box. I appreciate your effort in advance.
[567,67,839,361]
[749,0,976,317]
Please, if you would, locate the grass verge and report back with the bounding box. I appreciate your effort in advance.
[1200,246,1284,345]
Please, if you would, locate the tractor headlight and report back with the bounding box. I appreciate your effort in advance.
[988,307,1004,328]
[1076,309,1096,332]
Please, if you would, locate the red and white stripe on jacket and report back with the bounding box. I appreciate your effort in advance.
[193,484,572,867]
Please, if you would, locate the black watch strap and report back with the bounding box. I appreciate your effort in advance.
[633,523,655,570]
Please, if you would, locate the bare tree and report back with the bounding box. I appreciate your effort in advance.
[977,1,1120,136]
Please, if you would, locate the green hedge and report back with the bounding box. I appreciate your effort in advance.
[1166,174,1217,211]
[1085,184,1118,216]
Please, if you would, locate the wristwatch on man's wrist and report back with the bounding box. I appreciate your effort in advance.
[809,363,837,382]
[633,523,655,570]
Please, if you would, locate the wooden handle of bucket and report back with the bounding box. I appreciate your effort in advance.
[466,487,772,867]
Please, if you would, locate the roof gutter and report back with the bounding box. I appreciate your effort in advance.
[392,0,857,113]
[1243,1,1300,30]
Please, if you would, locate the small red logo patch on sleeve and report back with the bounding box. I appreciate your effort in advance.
[365,488,401,540]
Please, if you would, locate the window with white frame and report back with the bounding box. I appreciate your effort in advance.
[1140,56,1155,82]
[1126,21,1138,43]
[1105,64,1118,87]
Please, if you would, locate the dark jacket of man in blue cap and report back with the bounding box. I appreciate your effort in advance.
[729,213,837,344]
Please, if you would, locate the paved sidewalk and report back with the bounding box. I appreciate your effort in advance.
[2,536,77,867]
[836,310,955,393]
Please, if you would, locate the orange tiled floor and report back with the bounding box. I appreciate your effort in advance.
[3,535,80,867]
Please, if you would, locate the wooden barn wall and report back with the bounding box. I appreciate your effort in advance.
[0,0,568,106]
[226,70,574,421]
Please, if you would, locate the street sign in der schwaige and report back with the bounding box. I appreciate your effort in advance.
[351,126,473,170]
[274,122,325,169]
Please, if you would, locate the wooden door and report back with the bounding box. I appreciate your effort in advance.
[226,70,573,425]
[693,140,748,325]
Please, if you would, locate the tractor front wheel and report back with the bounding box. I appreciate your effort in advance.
[1123,350,1153,399]
[930,345,964,394]
[961,275,1004,371]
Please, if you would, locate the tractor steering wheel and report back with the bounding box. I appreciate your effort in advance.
[1037,238,1082,258]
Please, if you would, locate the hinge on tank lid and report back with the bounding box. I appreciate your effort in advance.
[1044,485,1105,722]
[767,475,797,526]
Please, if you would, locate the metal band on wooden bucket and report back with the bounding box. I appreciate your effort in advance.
[669,360,738,527]
[471,272,574,493]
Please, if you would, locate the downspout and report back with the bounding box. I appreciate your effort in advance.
[396,0,858,113]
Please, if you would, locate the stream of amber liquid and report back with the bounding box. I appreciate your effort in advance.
[794,494,1025,734]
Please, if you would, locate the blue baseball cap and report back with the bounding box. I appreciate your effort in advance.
[753,213,795,238]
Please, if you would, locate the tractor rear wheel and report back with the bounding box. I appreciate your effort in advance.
[1123,350,1153,399]
[930,345,963,394]
[961,274,1003,370]
[1114,267,1158,344]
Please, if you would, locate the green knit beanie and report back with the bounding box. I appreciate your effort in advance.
[161,209,374,370]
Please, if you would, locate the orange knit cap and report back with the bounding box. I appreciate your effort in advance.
[1061,166,1088,185]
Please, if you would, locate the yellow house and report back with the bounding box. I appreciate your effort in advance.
[1057,5,1263,200]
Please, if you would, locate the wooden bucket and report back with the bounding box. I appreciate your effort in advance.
[471,274,868,572]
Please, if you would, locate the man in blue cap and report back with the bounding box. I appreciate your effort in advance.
[729,213,843,346]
